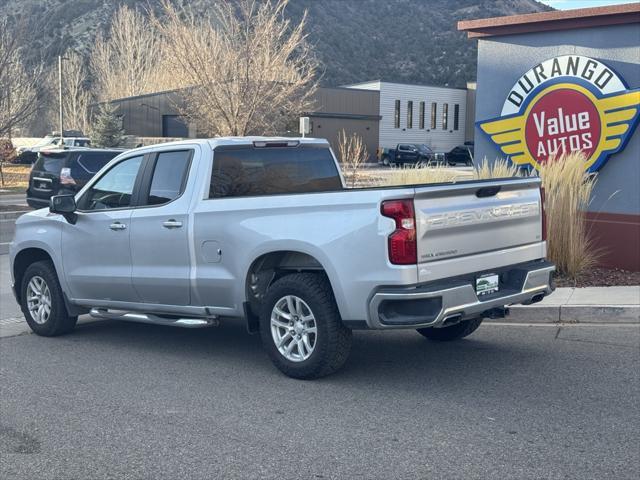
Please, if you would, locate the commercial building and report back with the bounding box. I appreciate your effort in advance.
[105,81,471,160]
[459,4,640,271]
[344,81,469,152]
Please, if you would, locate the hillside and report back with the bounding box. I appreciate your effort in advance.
[4,0,551,88]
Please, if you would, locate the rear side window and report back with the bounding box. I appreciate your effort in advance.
[33,153,67,173]
[145,150,191,205]
[209,146,342,198]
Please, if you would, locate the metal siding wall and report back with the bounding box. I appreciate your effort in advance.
[377,82,467,151]
[110,91,188,137]
[310,117,379,161]
[312,87,380,116]
[475,23,640,216]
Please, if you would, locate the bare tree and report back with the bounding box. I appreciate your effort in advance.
[337,130,368,188]
[62,52,92,132]
[0,17,40,138]
[91,5,172,101]
[154,0,319,136]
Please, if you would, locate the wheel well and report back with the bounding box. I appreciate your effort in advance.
[13,248,53,303]
[245,251,328,316]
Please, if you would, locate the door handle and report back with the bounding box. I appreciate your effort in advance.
[162,219,183,229]
[109,222,127,231]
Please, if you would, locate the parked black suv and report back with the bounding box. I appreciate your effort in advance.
[445,142,474,166]
[26,149,124,208]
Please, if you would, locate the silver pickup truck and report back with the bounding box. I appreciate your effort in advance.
[10,137,554,379]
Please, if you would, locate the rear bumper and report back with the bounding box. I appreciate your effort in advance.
[366,259,555,329]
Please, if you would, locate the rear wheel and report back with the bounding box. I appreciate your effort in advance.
[259,273,352,379]
[20,261,77,336]
[382,156,391,166]
[416,317,483,342]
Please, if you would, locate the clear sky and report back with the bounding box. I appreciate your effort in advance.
[539,0,639,9]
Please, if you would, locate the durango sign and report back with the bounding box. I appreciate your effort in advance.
[478,55,640,172]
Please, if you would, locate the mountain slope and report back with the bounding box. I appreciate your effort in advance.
[4,0,551,88]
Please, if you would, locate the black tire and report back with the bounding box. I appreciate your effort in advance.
[416,317,483,342]
[381,156,390,166]
[20,260,77,337]
[259,273,352,379]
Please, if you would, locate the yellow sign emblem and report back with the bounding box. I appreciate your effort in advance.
[478,55,640,172]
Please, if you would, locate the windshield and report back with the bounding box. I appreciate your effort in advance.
[416,144,433,154]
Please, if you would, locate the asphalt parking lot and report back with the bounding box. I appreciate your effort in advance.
[1,313,639,478]
[1,193,639,479]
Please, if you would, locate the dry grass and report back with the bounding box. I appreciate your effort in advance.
[0,163,29,188]
[383,164,462,186]
[538,152,600,279]
[473,158,519,179]
[337,130,369,188]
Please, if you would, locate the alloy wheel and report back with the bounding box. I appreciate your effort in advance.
[26,276,52,325]
[270,295,317,362]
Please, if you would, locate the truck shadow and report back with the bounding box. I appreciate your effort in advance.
[67,317,545,391]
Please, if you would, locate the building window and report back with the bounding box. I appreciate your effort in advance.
[454,104,460,131]
[442,103,449,130]
[394,100,401,128]
[407,101,413,129]
[431,102,437,129]
[419,101,425,129]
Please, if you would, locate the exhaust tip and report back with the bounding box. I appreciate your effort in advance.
[442,313,463,326]
[530,293,545,304]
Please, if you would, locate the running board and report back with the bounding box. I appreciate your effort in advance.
[89,308,219,328]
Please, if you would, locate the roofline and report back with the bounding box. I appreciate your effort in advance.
[95,87,188,105]
[342,80,468,91]
[458,3,640,39]
[317,85,380,94]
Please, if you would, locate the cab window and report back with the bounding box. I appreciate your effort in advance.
[142,150,191,206]
[79,156,144,210]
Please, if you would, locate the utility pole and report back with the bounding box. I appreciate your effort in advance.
[58,55,64,143]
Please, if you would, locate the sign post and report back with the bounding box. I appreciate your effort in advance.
[299,117,310,138]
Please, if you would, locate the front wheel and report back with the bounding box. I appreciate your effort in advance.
[259,273,352,379]
[416,317,483,342]
[20,261,77,336]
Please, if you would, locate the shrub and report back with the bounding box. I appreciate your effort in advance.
[0,138,16,163]
[538,152,600,279]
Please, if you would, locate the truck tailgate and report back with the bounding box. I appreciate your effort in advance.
[414,177,543,267]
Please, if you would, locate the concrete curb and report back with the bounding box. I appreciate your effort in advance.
[487,304,640,324]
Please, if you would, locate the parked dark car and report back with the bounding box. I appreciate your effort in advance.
[26,148,124,208]
[379,143,438,166]
[445,143,474,166]
[15,136,91,165]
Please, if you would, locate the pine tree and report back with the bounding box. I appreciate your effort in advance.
[90,103,124,147]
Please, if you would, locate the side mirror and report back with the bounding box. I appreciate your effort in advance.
[50,194,77,224]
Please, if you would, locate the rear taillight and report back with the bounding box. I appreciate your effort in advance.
[540,186,547,241]
[60,167,76,185]
[381,199,417,265]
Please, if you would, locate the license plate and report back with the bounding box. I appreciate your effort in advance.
[476,274,499,296]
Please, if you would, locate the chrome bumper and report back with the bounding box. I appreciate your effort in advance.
[367,262,555,330]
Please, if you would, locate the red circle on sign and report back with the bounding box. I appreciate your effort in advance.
[524,88,600,164]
